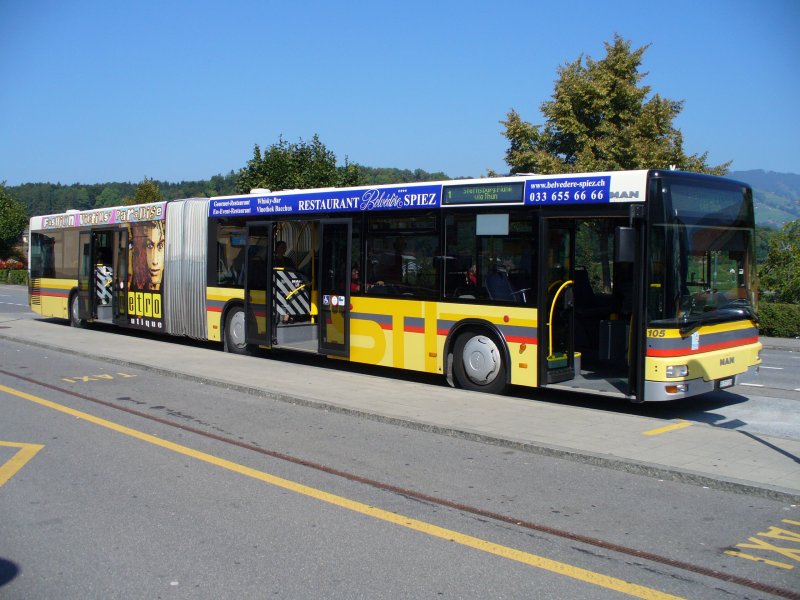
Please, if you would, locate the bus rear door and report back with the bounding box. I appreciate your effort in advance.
[78,231,93,321]
[78,228,126,324]
[113,228,128,326]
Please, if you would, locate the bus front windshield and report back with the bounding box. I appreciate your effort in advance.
[647,179,756,332]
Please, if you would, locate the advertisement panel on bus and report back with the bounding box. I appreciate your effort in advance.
[208,172,648,218]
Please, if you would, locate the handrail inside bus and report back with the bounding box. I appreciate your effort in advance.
[548,279,574,360]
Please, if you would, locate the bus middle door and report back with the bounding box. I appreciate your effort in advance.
[245,222,273,349]
[113,227,129,325]
[318,219,351,356]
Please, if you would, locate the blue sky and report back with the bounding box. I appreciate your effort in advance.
[1,0,798,185]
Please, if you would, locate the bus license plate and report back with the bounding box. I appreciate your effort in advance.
[719,378,734,389]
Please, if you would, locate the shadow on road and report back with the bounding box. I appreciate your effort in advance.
[0,558,19,587]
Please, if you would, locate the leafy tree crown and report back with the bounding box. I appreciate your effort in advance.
[123,177,164,206]
[501,34,730,175]
[759,219,800,304]
[236,134,361,194]
[0,184,28,258]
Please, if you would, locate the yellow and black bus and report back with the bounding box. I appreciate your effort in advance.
[29,169,761,402]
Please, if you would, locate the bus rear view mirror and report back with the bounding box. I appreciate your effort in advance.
[615,227,636,263]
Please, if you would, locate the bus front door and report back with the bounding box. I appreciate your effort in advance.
[540,214,643,400]
[540,219,576,384]
[318,219,351,357]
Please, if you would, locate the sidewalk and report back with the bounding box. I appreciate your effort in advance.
[1,317,798,502]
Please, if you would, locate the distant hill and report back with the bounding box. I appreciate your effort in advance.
[357,166,450,185]
[8,173,239,218]
[729,170,799,228]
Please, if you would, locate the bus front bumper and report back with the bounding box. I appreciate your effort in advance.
[643,366,758,402]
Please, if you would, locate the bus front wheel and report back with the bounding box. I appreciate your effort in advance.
[223,306,252,355]
[452,331,507,395]
[69,293,86,328]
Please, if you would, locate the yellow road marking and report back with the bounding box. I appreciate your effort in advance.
[61,372,137,383]
[724,519,800,570]
[0,383,682,600]
[0,440,45,488]
[643,420,693,436]
[724,550,794,570]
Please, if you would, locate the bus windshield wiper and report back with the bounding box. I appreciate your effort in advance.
[678,301,755,335]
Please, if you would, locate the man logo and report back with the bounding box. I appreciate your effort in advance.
[720,356,735,366]
[610,190,640,199]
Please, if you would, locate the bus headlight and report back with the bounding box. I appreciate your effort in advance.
[666,365,688,378]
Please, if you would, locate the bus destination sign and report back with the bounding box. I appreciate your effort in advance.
[443,182,525,205]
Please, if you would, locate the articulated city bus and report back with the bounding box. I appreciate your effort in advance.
[28,169,761,402]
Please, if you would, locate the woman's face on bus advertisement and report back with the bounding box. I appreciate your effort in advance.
[146,224,165,288]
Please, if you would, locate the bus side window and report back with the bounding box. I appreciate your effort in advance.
[444,213,480,299]
[365,213,439,298]
[31,232,59,278]
[444,212,535,303]
[214,220,246,287]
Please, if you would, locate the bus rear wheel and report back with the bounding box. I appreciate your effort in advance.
[452,331,508,395]
[223,306,252,355]
[69,293,86,328]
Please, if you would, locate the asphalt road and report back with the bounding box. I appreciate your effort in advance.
[0,286,30,316]
[2,340,799,598]
[1,283,800,598]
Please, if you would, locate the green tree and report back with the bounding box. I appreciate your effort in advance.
[0,184,28,258]
[123,177,163,206]
[759,219,800,304]
[236,134,361,194]
[95,186,122,208]
[755,225,779,266]
[501,35,730,175]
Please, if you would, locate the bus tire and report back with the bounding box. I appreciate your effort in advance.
[69,293,86,328]
[223,306,252,355]
[452,330,508,395]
